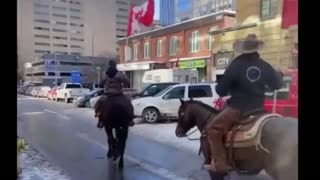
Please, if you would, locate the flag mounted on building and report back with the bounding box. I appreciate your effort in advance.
[127,0,155,36]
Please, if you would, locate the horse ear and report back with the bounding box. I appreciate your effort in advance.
[179,98,184,105]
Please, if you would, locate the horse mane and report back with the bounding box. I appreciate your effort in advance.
[185,100,220,114]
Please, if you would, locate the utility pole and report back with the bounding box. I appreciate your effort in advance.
[54,53,58,86]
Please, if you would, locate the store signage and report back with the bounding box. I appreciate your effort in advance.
[214,52,234,70]
[179,59,205,69]
[117,63,150,71]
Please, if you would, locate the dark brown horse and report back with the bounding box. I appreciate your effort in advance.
[175,99,298,180]
[96,95,134,169]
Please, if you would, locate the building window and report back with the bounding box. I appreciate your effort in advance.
[52,13,67,18]
[190,31,201,53]
[133,45,138,60]
[157,39,162,57]
[69,8,81,12]
[70,45,82,48]
[169,36,179,55]
[70,52,81,55]
[34,3,49,9]
[261,0,278,20]
[69,1,81,5]
[70,37,84,42]
[34,11,49,16]
[53,28,67,33]
[34,26,50,31]
[52,6,67,11]
[53,36,67,40]
[125,46,132,61]
[34,34,50,39]
[34,42,50,46]
[35,50,50,54]
[70,15,81,20]
[53,21,67,25]
[55,51,68,54]
[144,42,150,59]
[206,33,212,50]
[53,44,68,47]
[34,19,50,24]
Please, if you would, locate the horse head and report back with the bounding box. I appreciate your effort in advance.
[175,99,198,137]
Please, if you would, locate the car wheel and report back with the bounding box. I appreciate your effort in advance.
[142,108,160,123]
[84,100,91,108]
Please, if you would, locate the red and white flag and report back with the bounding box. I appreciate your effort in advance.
[127,0,155,37]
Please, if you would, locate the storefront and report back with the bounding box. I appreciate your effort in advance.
[169,57,210,82]
[212,51,234,81]
[117,62,153,90]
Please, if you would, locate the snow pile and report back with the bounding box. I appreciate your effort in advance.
[19,146,71,180]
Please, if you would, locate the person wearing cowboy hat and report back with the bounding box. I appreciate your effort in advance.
[203,34,283,173]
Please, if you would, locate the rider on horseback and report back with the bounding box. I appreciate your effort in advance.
[95,60,133,128]
[204,34,283,173]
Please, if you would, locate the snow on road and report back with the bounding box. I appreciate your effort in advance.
[131,119,202,155]
[19,145,71,180]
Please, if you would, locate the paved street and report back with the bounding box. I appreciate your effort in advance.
[18,95,272,180]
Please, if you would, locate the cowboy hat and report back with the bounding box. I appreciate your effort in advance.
[233,34,264,54]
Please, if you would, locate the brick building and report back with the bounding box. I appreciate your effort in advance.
[117,10,236,89]
[209,0,298,76]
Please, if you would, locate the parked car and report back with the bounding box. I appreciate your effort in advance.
[56,83,90,103]
[264,69,298,118]
[131,82,179,99]
[74,88,104,107]
[90,88,137,108]
[36,86,51,97]
[47,86,59,100]
[132,83,219,123]
[31,87,40,97]
[90,95,101,108]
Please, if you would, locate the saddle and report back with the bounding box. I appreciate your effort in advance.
[225,110,281,148]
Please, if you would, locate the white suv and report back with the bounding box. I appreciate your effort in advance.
[132,83,220,123]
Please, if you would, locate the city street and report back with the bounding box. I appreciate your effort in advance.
[18,95,272,180]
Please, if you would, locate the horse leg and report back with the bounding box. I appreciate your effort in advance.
[116,126,129,169]
[104,126,116,159]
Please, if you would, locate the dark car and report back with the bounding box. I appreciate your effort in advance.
[73,88,104,107]
[131,82,179,99]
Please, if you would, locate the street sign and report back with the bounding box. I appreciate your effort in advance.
[71,71,81,83]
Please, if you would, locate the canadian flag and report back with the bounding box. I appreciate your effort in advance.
[127,0,155,37]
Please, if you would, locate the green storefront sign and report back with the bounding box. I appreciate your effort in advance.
[179,59,205,69]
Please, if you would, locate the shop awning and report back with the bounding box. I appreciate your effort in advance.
[117,61,158,71]
[169,55,211,62]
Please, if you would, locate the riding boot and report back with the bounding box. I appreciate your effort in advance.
[204,107,240,173]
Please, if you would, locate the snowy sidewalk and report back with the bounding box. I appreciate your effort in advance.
[19,145,71,180]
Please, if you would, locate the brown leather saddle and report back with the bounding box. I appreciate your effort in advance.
[225,109,281,147]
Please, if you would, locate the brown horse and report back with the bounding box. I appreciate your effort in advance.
[175,99,298,180]
[96,95,134,169]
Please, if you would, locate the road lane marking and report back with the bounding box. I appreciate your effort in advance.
[44,109,71,120]
[22,112,45,115]
[76,132,192,180]
[44,109,58,114]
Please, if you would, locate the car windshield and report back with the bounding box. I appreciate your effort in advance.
[137,83,151,94]
[65,84,82,88]
[154,86,174,97]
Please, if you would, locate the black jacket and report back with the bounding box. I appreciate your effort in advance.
[216,52,283,113]
[99,67,130,95]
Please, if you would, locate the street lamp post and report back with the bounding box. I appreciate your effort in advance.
[96,66,101,84]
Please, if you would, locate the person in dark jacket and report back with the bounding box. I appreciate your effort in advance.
[204,34,283,173]
[95,60,134,128]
